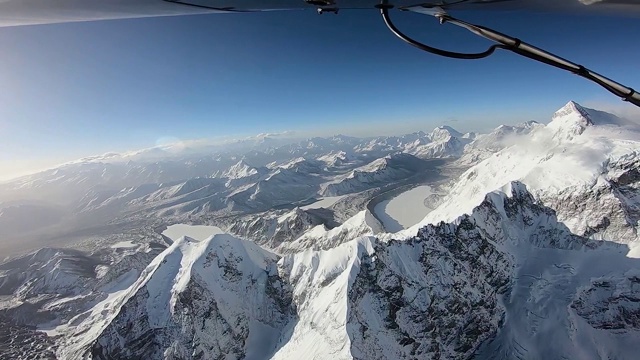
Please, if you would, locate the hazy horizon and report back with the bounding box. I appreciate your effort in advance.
[0,107,549,181]
[2,10,640,181]
[3,98,639,182]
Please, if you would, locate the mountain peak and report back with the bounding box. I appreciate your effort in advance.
[548,100,595,138]
[430,125,463,142]
[434,125,460,133]
[566,100,582,108]
[223,160,259,179]
[552,101,593,124]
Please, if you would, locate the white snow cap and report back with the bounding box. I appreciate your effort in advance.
[405,100,640,240]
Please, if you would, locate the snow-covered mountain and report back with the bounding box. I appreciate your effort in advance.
[216,160,264,187]
[222,207,325,249]
[409,125,472,159]
[75,234,292,360]
[0,248,100,301]
[0,121,475,248]
[457,121,542,165]
[414,101,640,248]
[26,179,639,360]
[0,236,167,360]
[272,157,325,174]
[352,126,472,160]
[321,153,429,196]
[317,150,356,168]
[0,157,236,205]
[2,101,640,359]
[277,209,383,253]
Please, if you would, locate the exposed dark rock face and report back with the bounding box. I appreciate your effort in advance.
[572,274,640,331]
[0,314,56,360]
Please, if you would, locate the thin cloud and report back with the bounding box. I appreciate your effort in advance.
[582,100,640,124]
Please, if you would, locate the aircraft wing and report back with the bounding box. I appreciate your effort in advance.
[1,0,639,27]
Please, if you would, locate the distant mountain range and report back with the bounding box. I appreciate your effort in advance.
[1,101,639,359]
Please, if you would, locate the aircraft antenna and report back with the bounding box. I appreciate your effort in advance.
[379,2,640,107]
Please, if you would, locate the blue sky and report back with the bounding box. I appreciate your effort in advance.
[0,9,639,178]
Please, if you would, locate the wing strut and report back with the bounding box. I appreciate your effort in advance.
[378,2,640,107]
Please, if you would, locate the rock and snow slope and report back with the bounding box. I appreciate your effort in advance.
[277,209,383,254]
[321,153,427,197]
[222,207,324,250]
[63,234,293,360]
[457,121,542,165]
[2,101,640,360]
[275,182,640,360]
[412,101,640,248]
[28,180,638,360]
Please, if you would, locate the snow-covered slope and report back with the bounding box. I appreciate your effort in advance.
[274,181,640,360]
[3,101,640,360]
[352,126,470,160]
[0,248,100,299]
[457,121,542,165]
[5,178,640,360]
[223,207,325,249]
[276,157,325,174]
[0,238,166,348]
[273,237,377,360]
[469,185,640,360]
[77,183,162,213]
[413,101,640,247]
[321,153,426,197]
[212,159,266,188]
[62,234,293,360]
[410,125,471,159]
[126,178,229,216]
[0,157,234,205]
[278,209,383,254]
[228,167,322,210]
[354,132,429,153]
[221,159,260,179]
[317,150,357,168]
